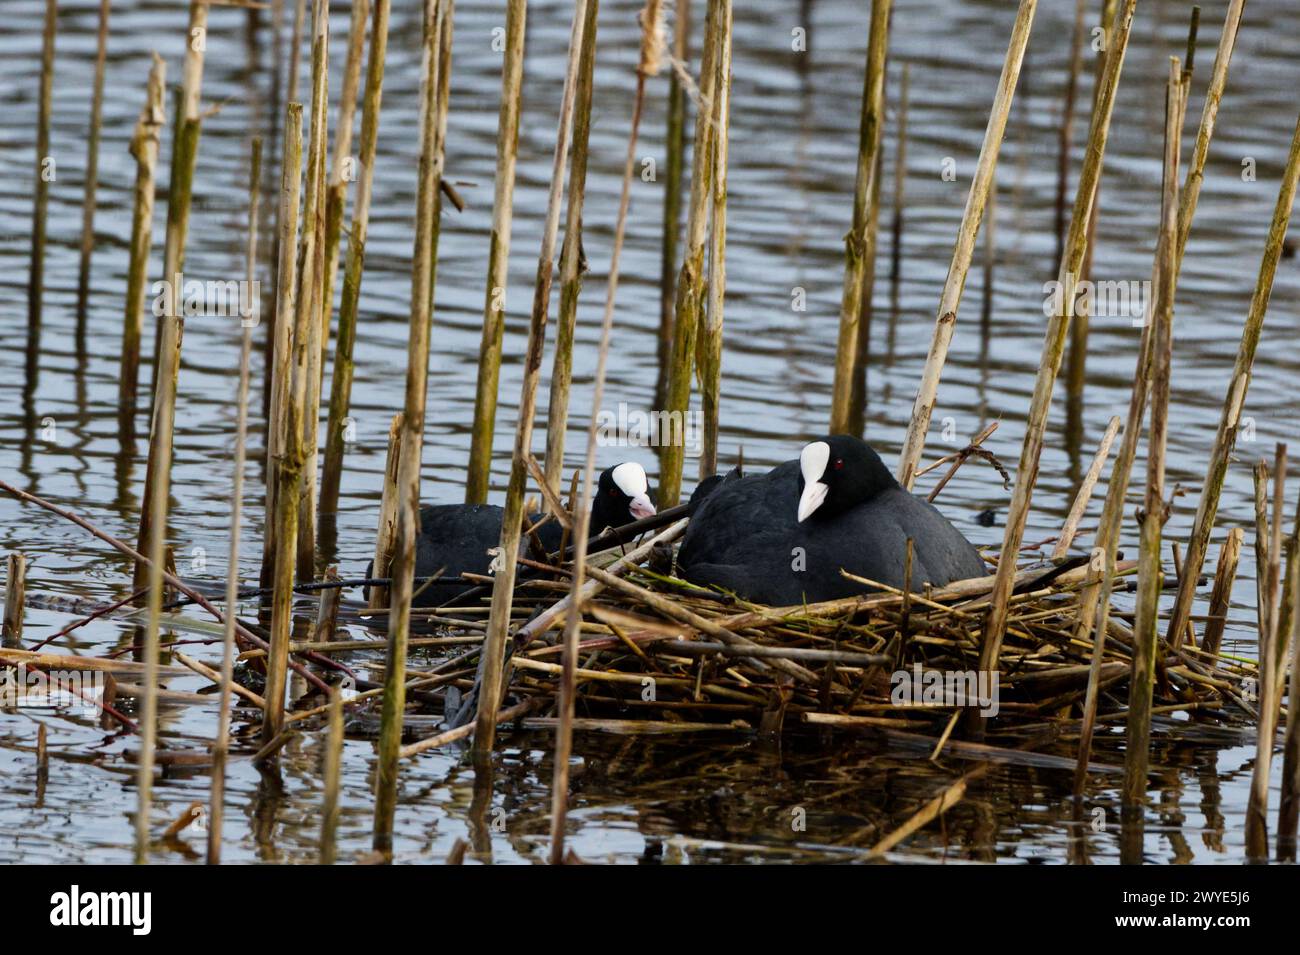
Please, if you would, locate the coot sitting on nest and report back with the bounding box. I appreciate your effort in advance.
[373,462,655,607]
[677,435,986,605]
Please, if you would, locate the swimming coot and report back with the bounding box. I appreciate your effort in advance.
[677,435,986,604]
[376,461,655,607]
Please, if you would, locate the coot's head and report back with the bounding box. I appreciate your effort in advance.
[797,435,897,522]
[590,462,656,532]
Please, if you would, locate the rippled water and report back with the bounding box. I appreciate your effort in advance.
[1,0,1297,863]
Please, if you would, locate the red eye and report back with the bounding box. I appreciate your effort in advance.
[833,458,844,470]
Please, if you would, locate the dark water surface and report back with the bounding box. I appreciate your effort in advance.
[1,0,1297,863]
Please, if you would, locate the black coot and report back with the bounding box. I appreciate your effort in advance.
[677,435,986,604]
[381,462,655,607]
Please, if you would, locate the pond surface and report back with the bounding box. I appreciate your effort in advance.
[0,0,1297,863]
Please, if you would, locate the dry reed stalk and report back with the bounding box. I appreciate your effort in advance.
[262,100,305,593]
[261,103,306,743]
[1064,0,1119,417]
[548,0,667,865]
[313,566,341,641]
[27,0,55,331]
[895,0,1036,488]
[657,0,719,508]
[1165,1,1292,652]
[133,0,209,598]
[1122,59,1180,808]
[472,0,593,763]
[1051,415,1120,560]
[320,688,343,864]
[369,414,403,610]
[119,56,167,438]
[135,1,210,862]
[287,0,306,103]
[543,0,602,501]
[293,0,330,580]
[319,0,369,364]
[696,0,730,479]
[828,0,890,436]
[465,0,527,505]
[320,0,393,522]
[1072,0,1247,785]
[373,0,452,853]
[1246,450,1292,858]
[1053,0,1087,271]
[1176,0,1244,262]
[3,554,26,649]
[655,0,690,410]
[75,0,112,321]
[1200,527,1243,661]
[978,0,1136,678]
[207,138,261,866]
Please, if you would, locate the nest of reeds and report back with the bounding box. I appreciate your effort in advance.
[363,530,1261,747]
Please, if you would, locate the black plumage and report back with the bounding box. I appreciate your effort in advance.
[368,462,655,607]
[677,435,986,604]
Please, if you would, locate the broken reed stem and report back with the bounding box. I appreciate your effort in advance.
[696,0,730,479]
[3,554,26,649]
[293,0,330,581]
[1051,414,1120,560]
[1053,0,1086,272]
[262,99,305,595]
[657,0,719,508]
[655,0,690,410]
[1246,448,1290,859]
[543,0,602,503]
[133,0,208,599]
[1201,527,1243,660]
[261,102,305,744]
[828,0,890,436]
[119,56,167,439]
[1166,108,1300,650]
[135,0,210,864]
[1122,58,1180,809]
[373,0,452,854]
[475,0,591,765]
[978,0,1135,680]
[208,138,261,867]
[27,0,55,331]
[895,0,1036,488]
[1073,1,1241,787]
[369,413,404,610]
[320,0,392,523]
[465,0,527,506]
[75,0,112,321]
[320,688,343,864]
